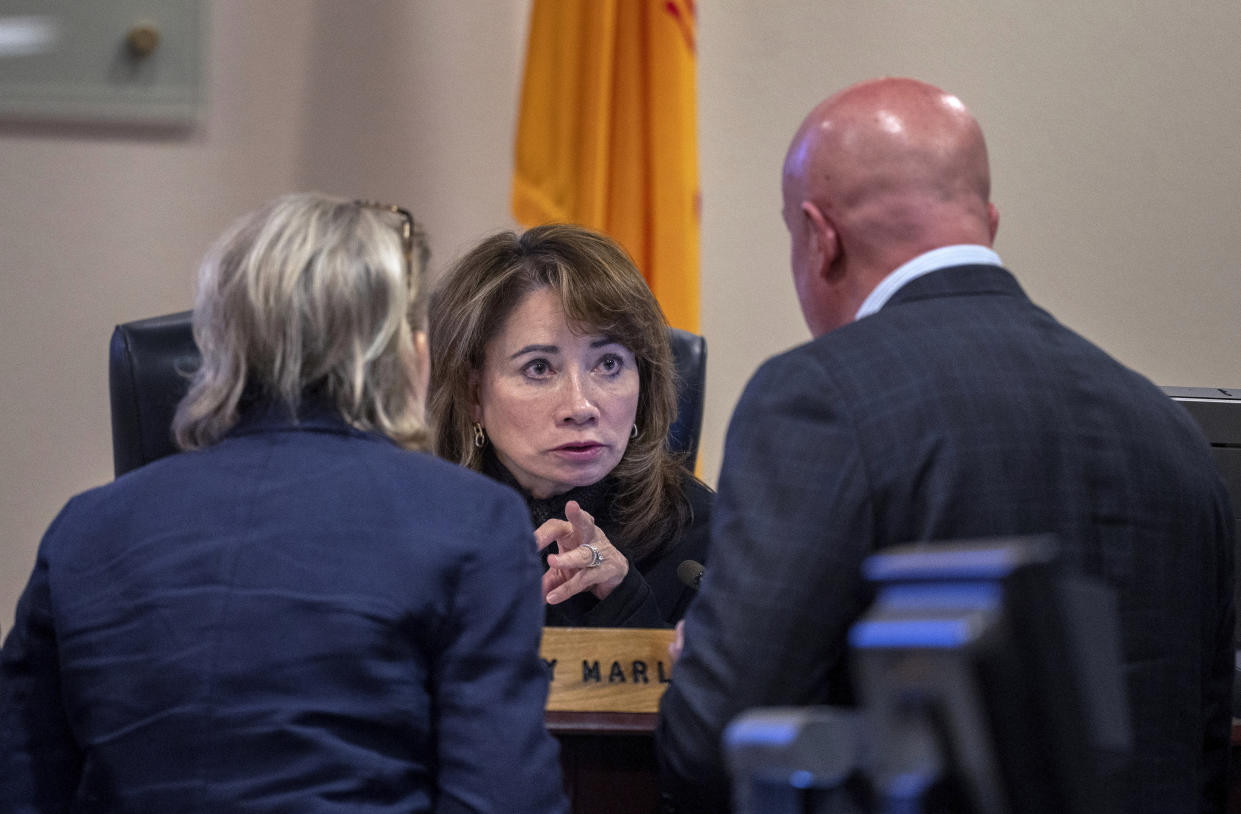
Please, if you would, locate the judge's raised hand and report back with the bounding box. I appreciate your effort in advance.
[537,500,629,604]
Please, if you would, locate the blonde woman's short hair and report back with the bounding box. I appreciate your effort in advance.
[173,193,430,451]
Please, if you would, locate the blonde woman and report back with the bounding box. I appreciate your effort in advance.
[1,194,566,814]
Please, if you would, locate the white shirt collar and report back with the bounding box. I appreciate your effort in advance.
[855,245,1003,321]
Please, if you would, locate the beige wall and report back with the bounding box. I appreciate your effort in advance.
[3,1,1240,631]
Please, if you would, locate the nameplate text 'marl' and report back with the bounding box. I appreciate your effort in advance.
[540,627,676,713]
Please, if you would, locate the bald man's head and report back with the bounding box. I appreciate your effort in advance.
[781,78,998,335]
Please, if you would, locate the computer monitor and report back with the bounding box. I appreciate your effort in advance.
[847,536,1131,814]
[1162,387,1241,522]
[725,537,1131,814]
[1163,386,1241,709]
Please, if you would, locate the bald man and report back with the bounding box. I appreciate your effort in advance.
[656,78,1233,813]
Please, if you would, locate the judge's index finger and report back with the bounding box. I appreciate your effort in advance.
[563,500,598,536]
[533,517,573,552]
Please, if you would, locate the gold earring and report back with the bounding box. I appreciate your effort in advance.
[472,422,486,448]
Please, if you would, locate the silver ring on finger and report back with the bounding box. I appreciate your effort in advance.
[583,542,605,568]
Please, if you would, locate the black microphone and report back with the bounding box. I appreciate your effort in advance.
[676,559,705,590]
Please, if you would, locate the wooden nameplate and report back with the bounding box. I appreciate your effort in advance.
[540,627,676,713]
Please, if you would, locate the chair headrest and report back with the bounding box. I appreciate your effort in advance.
[108,311,198,477]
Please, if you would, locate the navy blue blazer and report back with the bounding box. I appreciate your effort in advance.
[1,406,567,813]
[657,265,1235,813]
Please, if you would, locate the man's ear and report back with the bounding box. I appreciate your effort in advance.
[988,202,1000,244]
[801,201,839,280]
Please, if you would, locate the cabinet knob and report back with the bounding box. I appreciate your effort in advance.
[126,22,160,58]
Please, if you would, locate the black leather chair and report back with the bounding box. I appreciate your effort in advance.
[109,311,707,478]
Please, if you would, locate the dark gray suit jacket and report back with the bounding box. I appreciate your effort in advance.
[656,264,1234,813]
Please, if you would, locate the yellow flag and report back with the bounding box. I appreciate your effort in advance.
[512,0,700,332]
